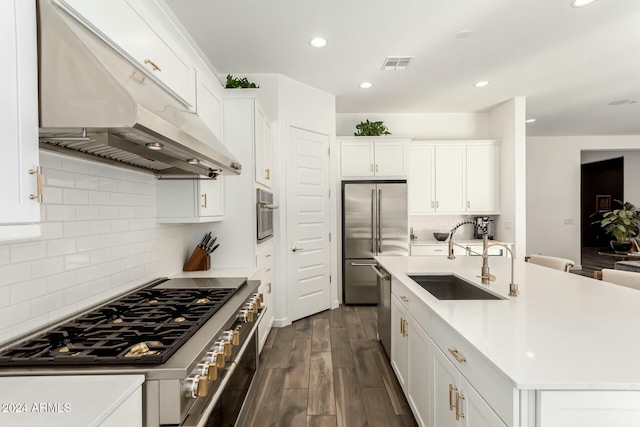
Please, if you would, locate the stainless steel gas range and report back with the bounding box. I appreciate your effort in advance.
[0,277,264,427]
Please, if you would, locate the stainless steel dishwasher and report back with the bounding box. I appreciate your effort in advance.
[371,264,391,357]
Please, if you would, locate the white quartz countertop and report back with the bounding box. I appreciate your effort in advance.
[0,375,143,427]
[375,255,640,390]
[410,239,509,246]
[170,267,258,280]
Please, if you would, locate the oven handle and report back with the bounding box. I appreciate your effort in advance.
[184,309,265,427]
[259,203,279,210]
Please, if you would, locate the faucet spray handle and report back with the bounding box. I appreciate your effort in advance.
[447,239,456,260]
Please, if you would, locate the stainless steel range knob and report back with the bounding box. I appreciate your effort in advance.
[249,296,261,310]
[238,309,254,323]
[194,362,209,377]
[244,301,257,314]
[205,348,225,368]
[182,375,208,399]
[221,330,236,347]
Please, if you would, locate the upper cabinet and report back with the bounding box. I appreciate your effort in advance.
[156,177,224,223]
[0,0,41,242]
[55,0,197,108]
[409,141,500,215]
[340,137,411,178]
[223,90,274,189]
[196,69,224,142]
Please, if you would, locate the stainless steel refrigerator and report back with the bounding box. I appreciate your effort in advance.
[342,181,408,304]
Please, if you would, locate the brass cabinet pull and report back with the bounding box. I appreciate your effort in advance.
[448,347,467,364]
[436,201,440,208]
[267,282,272,294]
[144,59,161,71]
[467,201,471,208]
[431,201,435,208]
[455,392,465,420]
[28,166,43,203]
[265,168,270,180]
[403,319,408,337]
[201,193,207,208]
[400,317,404,335]
[265,254,271,258]
[370,164,374,172]
[400,296,409,303]
[449,384,457,411]
[375,164,378,172]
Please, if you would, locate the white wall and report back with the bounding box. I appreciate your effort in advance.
[489,98,527,262]
[527,136,640,266]
[581,150,640,205]
[244,73,336,327]
[0,152,193,345]
[336,113,490,139]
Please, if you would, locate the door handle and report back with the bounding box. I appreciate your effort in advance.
[371,189,375,253]
[377,188,382,253]
[292,246,305,252]
[370,265,390,280]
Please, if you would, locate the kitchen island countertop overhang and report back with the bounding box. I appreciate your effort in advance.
[375,255,640,390]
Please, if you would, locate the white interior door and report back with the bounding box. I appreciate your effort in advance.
[287,127,331,322]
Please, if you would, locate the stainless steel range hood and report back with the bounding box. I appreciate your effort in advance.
[37,0,241,177]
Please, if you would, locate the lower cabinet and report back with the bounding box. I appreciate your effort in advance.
[256,241,275,352]
[391,294,432,427]
[433,346,506,427]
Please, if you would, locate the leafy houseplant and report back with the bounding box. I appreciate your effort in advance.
[225,74,259,89]
[600,200,640,253]
[354,120,391,136]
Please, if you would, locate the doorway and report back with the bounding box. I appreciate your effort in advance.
[580,157,623,274]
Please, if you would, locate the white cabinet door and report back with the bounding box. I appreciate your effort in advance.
[409,144,435,213]
[434,146,466,213]
[156,178,224,223]
[341,141,375,176]
[0,0,41,241]
[433,346,460,427]
[407,320,433,427]
[375,142,407,176]
[196,70,223,140]
[538,390,640,427]
[466,145,498,213]
[391,295,409,393]
[256,241,274,352]
[254,105,273,188]
[460,378,507,427]
[57,0,196,108]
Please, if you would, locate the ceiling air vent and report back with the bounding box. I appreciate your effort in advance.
[382,56,414,71]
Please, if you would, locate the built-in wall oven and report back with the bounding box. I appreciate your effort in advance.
[257,189,277,242]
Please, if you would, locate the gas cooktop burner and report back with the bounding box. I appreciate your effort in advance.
[0,281,243,366]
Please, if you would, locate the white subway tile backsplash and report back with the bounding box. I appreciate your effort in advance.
[0,152,191,345]
[47,204,76,221]
[63,188,89,205]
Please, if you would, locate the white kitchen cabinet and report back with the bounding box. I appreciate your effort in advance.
[196,69,223,141]
[0,0,41,242]
[256,241,275,351]
[466,144,499,213]
[55,0,196,108]
[391,293,433,427]
[409,141,500,214]
[255,106,273,188]
[156,177,224,223]
[434,347,507,427]
[340,137,410,178]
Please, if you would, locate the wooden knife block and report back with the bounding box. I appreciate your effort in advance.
[183,247,210,271]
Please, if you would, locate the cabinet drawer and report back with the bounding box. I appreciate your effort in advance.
[392,278,431,336]
[410,245,448,256]
[430,314,516,426]
[256,241,274,282]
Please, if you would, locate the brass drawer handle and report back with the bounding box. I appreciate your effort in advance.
[448,347,467,364]
[400,296,409,303]
[449,384,456,411]
[455,392,465,420]
[266,268,272,273]
[265,168,270,180]
[268,282,272,294]
[144,59,161,72]
[201,193,207,208]
[28,166,44,203]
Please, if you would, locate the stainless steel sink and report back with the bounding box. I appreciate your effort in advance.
[407,275,504,300]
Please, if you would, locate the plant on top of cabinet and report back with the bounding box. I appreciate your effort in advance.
[225,74,259,89]
[354,120,391,136]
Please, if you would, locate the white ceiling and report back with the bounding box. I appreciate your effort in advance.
[165,0,640,137]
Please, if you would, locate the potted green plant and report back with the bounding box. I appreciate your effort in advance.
[354,120,391,136]
[600,200,640,253]
[225,74,259,89]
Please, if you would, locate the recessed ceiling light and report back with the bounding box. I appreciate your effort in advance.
[360,82,372,89]
[309,37,327,48]
[456,30,472,40]
[525,119,536,123]
[146,142,163,150]
[474,81,489,88]
[571,0,598,7]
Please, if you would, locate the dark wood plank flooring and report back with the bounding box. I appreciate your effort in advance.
[247,305,417,427]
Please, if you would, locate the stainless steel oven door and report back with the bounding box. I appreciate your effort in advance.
[257,189,277,242]
[179,310,264,427]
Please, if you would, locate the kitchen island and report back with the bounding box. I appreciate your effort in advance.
[376,255,640,427]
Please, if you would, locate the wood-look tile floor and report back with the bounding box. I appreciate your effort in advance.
[246,305,418,427]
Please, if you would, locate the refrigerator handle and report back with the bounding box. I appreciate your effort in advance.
[371,189,375,254]
[377,188,382,253]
